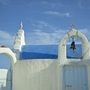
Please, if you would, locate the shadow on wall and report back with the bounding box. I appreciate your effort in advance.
[6,69,12,90]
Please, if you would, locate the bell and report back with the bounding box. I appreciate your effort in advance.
[70,41,76,51]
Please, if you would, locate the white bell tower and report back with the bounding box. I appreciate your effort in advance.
[13,22,25,52]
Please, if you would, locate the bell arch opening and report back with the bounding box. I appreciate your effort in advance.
[66,36,82,59]
[58,29,89,62]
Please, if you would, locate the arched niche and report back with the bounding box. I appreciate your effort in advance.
[0,47,17,90]
[0,48,16,67]
[58,28,90,64]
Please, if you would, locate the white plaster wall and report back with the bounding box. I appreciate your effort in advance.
[0,69,8,88]
[58,61,90,90]
[57,65,63,90]
[0,69,12,90]
[13,60,58,90]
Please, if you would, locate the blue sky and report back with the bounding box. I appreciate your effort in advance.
[0,0,90,69]
[0,0,90,46]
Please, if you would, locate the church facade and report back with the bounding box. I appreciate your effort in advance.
[0,23,90,90]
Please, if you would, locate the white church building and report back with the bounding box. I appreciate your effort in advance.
[0,23,90,90]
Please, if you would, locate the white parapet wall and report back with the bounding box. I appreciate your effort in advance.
[0,69,12,90]
[13,60,58,90]
[0,69,8,88]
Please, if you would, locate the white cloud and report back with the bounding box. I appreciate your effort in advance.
[0,31,12,39]
[30,22,65,45]
[41,1,64,9]
[26,21,90,45]
[0,30,14,46]
[43,11,71,17]
[32,21,49,29]
[32,21,57,31]
[26,29,67,45]
[27,25,90,45]
[27,28,90,45]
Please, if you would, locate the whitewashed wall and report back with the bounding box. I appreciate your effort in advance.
[13,60,58,90]
[0,69,12,90]
[0,69,7,90]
